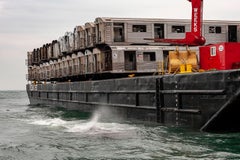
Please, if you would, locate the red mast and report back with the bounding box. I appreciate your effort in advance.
[146,0,205,46]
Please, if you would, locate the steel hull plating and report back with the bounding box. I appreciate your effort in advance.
[27,69,240,132]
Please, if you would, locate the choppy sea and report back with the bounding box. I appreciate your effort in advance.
[0,90,240,160]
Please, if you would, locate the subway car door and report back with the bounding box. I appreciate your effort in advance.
[124,51,136,71]
[228,25,238,42]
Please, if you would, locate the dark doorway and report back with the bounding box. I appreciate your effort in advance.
[154,24,165,39]
[93,54,97,72]
[104,50,112,71]
[124,51,136,71]
[228,25,238,42]
[163,50,169,71]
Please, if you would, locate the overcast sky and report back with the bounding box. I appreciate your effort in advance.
[0,0,240,90]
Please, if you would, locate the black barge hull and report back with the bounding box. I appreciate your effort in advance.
[26,69,240,132]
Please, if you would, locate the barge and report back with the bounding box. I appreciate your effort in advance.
[27,69,240,132]
[26,0,240,132]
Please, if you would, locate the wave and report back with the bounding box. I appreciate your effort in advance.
[28,111,137,139]
[66,112,99,133]
[30,118,67,127]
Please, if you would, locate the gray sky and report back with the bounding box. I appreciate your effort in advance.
[0,0,239,90]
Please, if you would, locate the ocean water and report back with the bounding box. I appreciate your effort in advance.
[0,91,240,160]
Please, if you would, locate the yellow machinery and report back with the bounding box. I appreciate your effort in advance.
[168,47,198,73]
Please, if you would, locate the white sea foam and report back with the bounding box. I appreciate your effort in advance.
[30,118,67,127]
[67,112,100,133]
[66,122,137,140]
[64,111,137,138]
[28,110,136,138]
